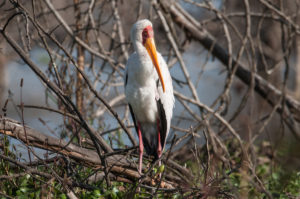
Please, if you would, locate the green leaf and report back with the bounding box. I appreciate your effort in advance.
[93,189,101,197]
[158,164,165,174]
[20,187,29,193]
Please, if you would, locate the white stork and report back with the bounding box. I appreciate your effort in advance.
[124,19,174,174]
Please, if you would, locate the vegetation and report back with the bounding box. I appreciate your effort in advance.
[1,135,300,198]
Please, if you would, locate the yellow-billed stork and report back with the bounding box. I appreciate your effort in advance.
[124,19,174,174]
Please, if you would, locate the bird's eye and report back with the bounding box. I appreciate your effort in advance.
[142,31,148,37]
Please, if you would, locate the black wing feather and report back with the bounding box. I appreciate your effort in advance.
[125,73,128,86]
[128,103,139,137]
[156,98,167,153]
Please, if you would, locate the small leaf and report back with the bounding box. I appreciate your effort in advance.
[93,189,101,197]
[158,165,165,173]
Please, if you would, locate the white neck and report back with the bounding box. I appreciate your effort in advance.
[132,41,157,83]
[133,42,146,55]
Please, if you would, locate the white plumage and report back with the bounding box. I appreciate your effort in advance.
[124,19,174,173]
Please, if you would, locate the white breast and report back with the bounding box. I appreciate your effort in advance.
[125,51,174,125]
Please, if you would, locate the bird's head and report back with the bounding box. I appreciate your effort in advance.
[130,19,166,92]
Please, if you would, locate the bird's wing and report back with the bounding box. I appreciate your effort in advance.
[156,98,167,150]
[128,103,139,137]
[156,52,174,150]
[125,72,128,86]
[125,64,138,141]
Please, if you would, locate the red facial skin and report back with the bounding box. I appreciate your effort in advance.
[142,25,154,45]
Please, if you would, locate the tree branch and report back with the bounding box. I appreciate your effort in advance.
[160,0,300,123]
[0,117,175,188]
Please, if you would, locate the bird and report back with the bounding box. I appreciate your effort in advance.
[124,19,174,174]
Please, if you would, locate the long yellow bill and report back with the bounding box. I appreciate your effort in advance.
[144,37,166,93]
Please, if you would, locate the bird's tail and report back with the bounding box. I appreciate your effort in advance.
[140,123,162,160]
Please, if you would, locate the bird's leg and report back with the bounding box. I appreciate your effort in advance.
[137,122,144,175]
[156,119,162,179]
[157,119,162,159]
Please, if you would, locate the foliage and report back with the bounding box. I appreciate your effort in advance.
[1,137,300,198]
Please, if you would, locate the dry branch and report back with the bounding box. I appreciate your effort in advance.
[0,117,117,165]
[159,0,300,122]
[0,116,176,188]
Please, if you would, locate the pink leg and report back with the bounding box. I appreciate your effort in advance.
[157,119,162,179]
[137,122,144,175]
[156,119,162,158]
